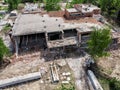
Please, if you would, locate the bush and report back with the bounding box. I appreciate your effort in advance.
[0,38,9,62]
[44,0,61,11]
[8,0,21,11]
[109,78,120,90]
[3,24,11,31]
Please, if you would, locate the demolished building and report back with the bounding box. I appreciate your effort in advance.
[11,13,104,56]
[11,4,120,56]
[65,4,101,19]
[12,14,78,56]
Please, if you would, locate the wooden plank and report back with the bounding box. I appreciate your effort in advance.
[50,64,59,83]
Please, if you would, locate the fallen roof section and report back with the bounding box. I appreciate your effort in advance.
[12,13,103,36]
[76,23,102,33]
[47,37,78,48]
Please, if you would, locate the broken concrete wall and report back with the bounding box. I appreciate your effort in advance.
[0,72,41,89]
[48,32,63,41]
[63,29,77,38]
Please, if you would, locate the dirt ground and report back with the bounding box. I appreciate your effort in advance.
[0,53,70,90]
[66,58,89,90]
[0,31,89,90]
[98,45,120,80]
[0,49,89,90]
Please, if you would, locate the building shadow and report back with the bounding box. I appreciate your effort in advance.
[40,46,86,62]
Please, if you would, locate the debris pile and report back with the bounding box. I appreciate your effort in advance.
[24,3,38,11]
[61,72,71,84]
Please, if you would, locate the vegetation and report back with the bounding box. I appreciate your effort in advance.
[70,0,84,5]
[91,62,120,90]
[4,0,8,3]
[109,78,120,90]
[0,38,9,62]
[68,0,120,22]
[98,77,110,90]
[98,77,120,90]
[7,0,61,11]
[91,67,120,90]
[56,83,75,90]
[0,6,8,10]
[6,0,120,20]
[66,0,83,8]
[17,3,25,10]
[96,0,120,19]
[7,0,21,11]
[88,28,112,57]
[3,24,11,31]
[1,24,12,34]
[44,0,61,11]
[22,0,42,3]
[0,14,4,19]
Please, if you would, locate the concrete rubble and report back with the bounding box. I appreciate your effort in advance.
[50,63,59,83]
[0,72,41,88]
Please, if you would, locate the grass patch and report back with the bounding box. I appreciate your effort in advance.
[98,77,110,90]
[0,6,8,10]
[0,14,4,18]
[2,24,11,32]
[98,77,120,90]
[54,61,76,90]
[91,63,120,90]
[55,82,75,90]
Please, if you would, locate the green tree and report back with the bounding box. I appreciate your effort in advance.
[88,28,112,57]
[71,0,84,4]
[4,0,8,3]
[0,38,9,61]
[44,0,61,11]
[94,0,120,19]
[8,0,21,11]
